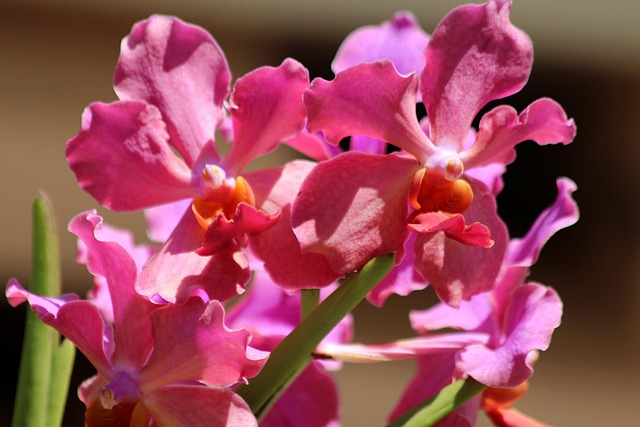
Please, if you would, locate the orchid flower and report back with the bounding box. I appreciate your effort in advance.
[6,211,267,426]
[318,178,577,425]
[292,0,576,306]
[66,15,337,303]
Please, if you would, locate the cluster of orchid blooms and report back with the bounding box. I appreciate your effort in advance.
[6,1,579,426]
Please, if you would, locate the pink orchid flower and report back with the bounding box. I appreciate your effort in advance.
[292,0,575,306]
[316,178,577,425]
[6,211,267,426]
[66,15,336,303]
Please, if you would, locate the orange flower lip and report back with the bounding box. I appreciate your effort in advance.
[192,176,255,229]
[409,168,473,215]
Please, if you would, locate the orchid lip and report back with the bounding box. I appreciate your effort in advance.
[192,175,256,229]
[409,168,473,215]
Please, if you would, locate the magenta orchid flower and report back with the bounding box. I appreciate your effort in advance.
[292,0,576,306]
[226,271,352,427]
[65,15,336,303]
[316,178,577,424]
[6,211,267,426]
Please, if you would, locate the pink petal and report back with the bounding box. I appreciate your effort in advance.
[114,15,230,166]
[414,179,509,307]
[464,162,506,197]
[423,0,533,151]
[410,292,495,335]
[143,199,192,243]
[350,134,387,155]
[367,234,428,307]
[317,334,488,363]
[197,203,281,256]
[139,299,267,390]
[457,284,562,387]
[78,375,103,407]
[333,12,430,78]
[6,280,112,376]
[221,59,310,176]
[66,101,196,211]
[409,212,492,248]
[282,130,340,162]
[144,385,257,427]
[137,211,250,303]
[69,211,155,370]
[292,152,418,273]
[305,61,432,161]
[225,271,300,338]
[463,98,577,169]
[508,178,579,267]
[261,361,339,427]
[245,163,341,288]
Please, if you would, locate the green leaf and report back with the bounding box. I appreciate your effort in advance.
[386,378,487,427]
[236,254,395,420]
[46,339,76,427]
[12,194,75,427]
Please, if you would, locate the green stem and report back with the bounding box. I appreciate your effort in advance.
[300,288,320,319]
[387,378,487,427]
[237,254,395,420]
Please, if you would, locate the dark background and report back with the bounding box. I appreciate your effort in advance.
[1,1,638,425]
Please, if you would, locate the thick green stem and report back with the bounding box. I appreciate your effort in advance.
[237,254,395,420]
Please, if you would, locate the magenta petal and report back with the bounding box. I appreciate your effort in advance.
[409,212,493,248]
[350,135,387,155]
[261,361,339,427]
[221,59,310,176]
[66,101,196,211]
[225,271,300,338]
[463,98,577,169]
[144,385,257,427]
[114,15,230,166]
[423,0,533,151]
[282,130,338,162]
[292,152,418,273]
[246,163,341,288]
[144,199,192,243]
[305,61,432,161]
[139,299,267,390]
[197,204,280,256]
[457,284,562,387]
[137,211,250,303]
[6,280,112,376]
[509,178,579,267]
[410,292,495,335]
[367,234,428,307]
[414,180,509,307]
[69,211,155,369]
[333,12,429,77]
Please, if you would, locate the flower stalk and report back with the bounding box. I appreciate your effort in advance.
[236,254,395,420]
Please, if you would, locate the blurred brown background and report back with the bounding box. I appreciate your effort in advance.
[1,0,639,425]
